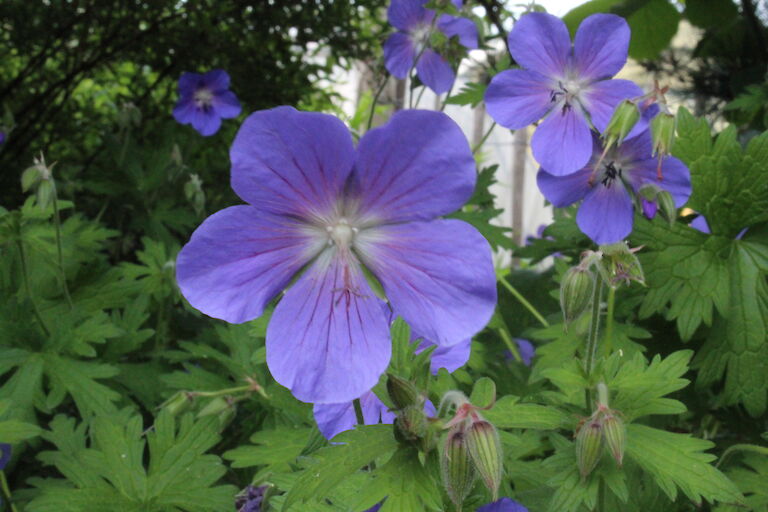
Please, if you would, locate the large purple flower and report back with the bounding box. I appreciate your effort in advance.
[477,498,529,512]
[176,107,497,404]
[537,130,691,245]
[172,69,241,136]
[384,0,478,94]
[486,12,643,176]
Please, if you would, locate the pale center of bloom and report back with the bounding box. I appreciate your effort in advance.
[410,24,432,55]
[194,88,214,110]
[325,218,359,248]
[550,75,588,113]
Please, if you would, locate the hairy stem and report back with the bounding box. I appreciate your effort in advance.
[51,183,73,308]
[0,471,19,512]
[499,275,550,328]
[603,286,616,354]
[365,78,389,131]
[353,398,365,426]
[584,274,603,410]
[472,122,497,154]
[17,239,50,337]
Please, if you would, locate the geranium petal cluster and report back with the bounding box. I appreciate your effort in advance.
[537,131,691,244]
[176,107,496,404]
[173,69,241,136]
[485,12,643,176]
[384,0,478,94]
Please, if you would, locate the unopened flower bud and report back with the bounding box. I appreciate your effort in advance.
[466,420,503,500]
[602,414,626,467]
[600,243,645,287]
[640,198,657,219]
[387,373,421,410]
[440,429,476,508]
[603,100,640,147]
[395,405,428,442]
[650,112,675,157]
[160,391,193,416]
[576,419,603,479]
[560,266,595,326]
[656,190,677,226]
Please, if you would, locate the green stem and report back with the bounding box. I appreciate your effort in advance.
[597,478,606,512]
[471,122,497,154]
[499,275,550,328]
[413,84,427,108]
[584,274,604,410]
[439,80,456,112]
[17,239,50,337]
[0,471,19,512]
[191,381,268,400]
[51,184,73,308]
[716,443,768,468]
[365,78,389,131]
[603,286,616,354]
[353,398,365,426]
[497,326,522,363]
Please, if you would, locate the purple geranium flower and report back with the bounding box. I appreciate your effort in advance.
[176,107,497,404]
[486,12,644,176]
[384,0,478,94]
[235,485,267,512]
[477,497,529,512]
[537,130,691,245]
[0,443,10,470]
[690,214,748,239]
[172,69,241,136]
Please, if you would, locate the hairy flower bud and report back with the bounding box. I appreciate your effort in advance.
[576,419,603,479]
[656,190,677,226]
[603,99,640,147]
[560,266,595,326]
[466,420,504,500]
[161,391,194,417]
[440,429,476,508]
[602,414,626,467]
[650,112,675,157]
[395,405,428,442]
[387,373,421,410]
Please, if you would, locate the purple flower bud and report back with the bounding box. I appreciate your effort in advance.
[235,485,267,512]
[641,198,657,219]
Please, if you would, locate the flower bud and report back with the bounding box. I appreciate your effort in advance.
[603,100,640,147]
[560,266,595,326]
[466,420,503,500]
[160,391,193,416]
[395,405,428,442]
[656,190,677,226]
[650,112,675,157]
[602,414,626,467]
[440,429,476,508]
[576,419,603,479]
[641,198,657,219]
[387,373,421,410]
[600,243,645,287]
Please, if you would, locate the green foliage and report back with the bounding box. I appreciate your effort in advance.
[562,0,680,59]
[27,411,237,511]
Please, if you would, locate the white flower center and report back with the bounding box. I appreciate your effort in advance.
[326,218,358,248]
[410,24,431,55]
[194,88,214,109]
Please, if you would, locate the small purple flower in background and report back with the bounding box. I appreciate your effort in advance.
[515,338,535,366]
[235,485,267,512]
[485,12,643,176]
[173,69,241,136]
[0,132,5,145]
[690,214,748,239]
[0,443,10,470]
[477,497,529,512]
[384,0,478,94]
[176,107,496,404]
[537,130,691,245]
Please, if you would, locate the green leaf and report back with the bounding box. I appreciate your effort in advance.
[469,377,496,408]
[562,0,680,60]
[484,396,571,429]
[606,351,692,420]
[445,82,486,108]
[625,424,743,505]
[685,0,739,29]
[283,424,399,510]
[717,452,768,512]
[223,427,312,470]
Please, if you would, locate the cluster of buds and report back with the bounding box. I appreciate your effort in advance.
[575,383,626,479]
[387,374,438,451]
[439,391,504,508]
[599,243,645,288]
